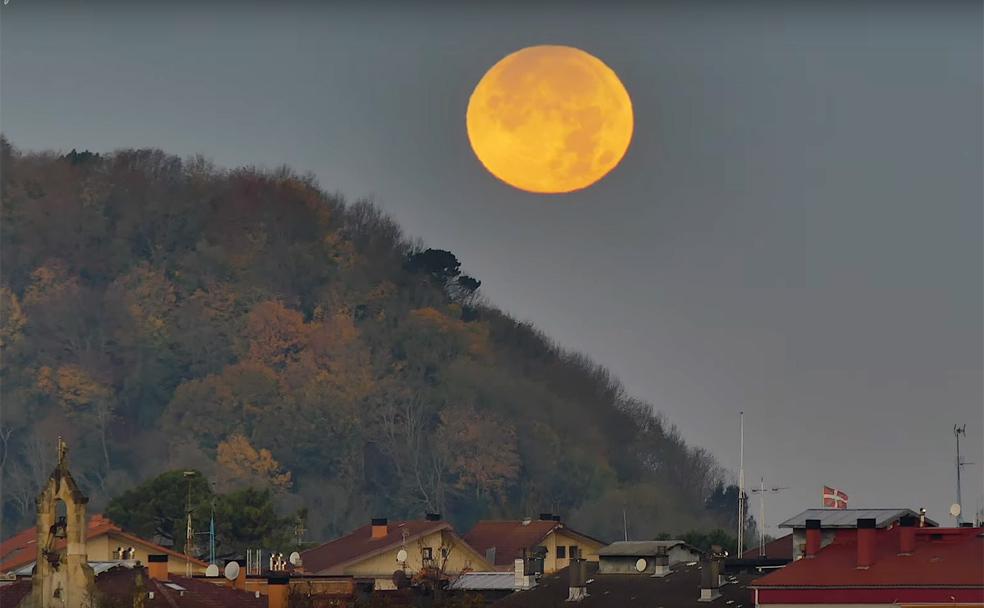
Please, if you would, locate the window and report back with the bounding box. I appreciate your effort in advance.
[441,547,449,559]
[569,545,578,558]
[556,546,566,559]
[422,547,433,560]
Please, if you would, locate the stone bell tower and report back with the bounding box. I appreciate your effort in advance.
[27,438,98,608]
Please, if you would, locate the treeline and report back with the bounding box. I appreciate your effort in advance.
[0,139,734,542]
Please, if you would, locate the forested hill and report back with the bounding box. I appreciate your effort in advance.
[0,139,735,543]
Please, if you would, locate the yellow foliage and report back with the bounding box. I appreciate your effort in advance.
[0,287,26,351]
[409,307,490,357]
[36,366,56,395]
[23,262,77,307]
[244,301,311,369]
[53,364,110,411]
[216,434,293,492]
[113,263,176,337]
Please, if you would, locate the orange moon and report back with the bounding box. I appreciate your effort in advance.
[466,45,634,194]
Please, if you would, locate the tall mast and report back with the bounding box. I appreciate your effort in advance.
[737,411,745,556]
[954,424,969,525]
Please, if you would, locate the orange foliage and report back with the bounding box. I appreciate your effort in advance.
[0,287,26,351]
[22,261,78,307]
[243,301,311,369]
[438,405,519,499]
[52,364,110,411]
[216,433,293,492]
[409,307,490,357]
[111,263,177,338]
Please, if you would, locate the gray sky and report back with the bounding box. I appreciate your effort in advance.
[2,0,981,535]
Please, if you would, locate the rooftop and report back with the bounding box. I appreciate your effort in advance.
[0,565,267,608]
[0,513,207,573]
[449,571,518,591]
[301,519,450,574]
[778,508,938,529]
[465,520,605,567]
[752,526,983,589]
[740,534,793,561]
[598,541,694,557]
[491,562,757,608]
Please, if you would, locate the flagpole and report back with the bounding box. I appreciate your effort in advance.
[737,411,745,556]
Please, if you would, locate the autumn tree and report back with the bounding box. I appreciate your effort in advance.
[242,300,311,370]
[216,434,293,493]
[437,405,519,501]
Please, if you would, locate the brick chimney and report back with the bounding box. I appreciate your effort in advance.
[267,576,289,608]
[856,518,876,569]
[371,518,389,540]
[147,554,168,581]
[698,547,723,602]
[805,519,821,558]
[898,515,916,555]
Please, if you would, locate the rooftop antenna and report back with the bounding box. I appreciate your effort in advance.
[750,477,789,557]
[953,424,973,525]
[737,411,745,556]
[183,471,196,577]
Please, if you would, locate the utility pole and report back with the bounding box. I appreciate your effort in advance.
[953,425,973,525]
[750,477,790,557]
[737,411,745,557]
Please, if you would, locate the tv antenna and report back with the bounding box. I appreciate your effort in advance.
[737,411,745,556]
[750,477,790,557]
[953,425,973,525]
[183,471,197,576]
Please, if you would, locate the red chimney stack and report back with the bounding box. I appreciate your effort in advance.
[147,554,168,581]
[856,518,876,569]
[371,518,389,540]
[898,514,916,555]
[805,519,821,558]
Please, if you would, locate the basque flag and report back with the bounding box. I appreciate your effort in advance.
[823,486,848,509]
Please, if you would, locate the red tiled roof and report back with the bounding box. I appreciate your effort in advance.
[742,533,793,560]
[0,579,31,607]
[465,520,558,567]
[0,514,208,573]
[464,520,605,567]
[97,566,268,608]
[0,566,266,608]
[301,520,450,574]
[752,526,984,589]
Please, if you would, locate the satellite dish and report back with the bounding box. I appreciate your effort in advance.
[950,503,962,517]
[224,561,240,581]
[289,552,301,566]
[396,549,408,563]
[205,564,220,577]
[635,558,647,572]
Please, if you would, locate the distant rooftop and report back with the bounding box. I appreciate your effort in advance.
[779,508,938,529]
[449,571,518,591]
[598,541,696,557]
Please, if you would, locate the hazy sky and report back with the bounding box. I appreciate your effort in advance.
[2,1,981,535]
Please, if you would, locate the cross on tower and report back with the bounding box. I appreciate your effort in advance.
[56,437,68,468]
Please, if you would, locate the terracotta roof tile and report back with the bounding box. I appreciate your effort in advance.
[0,514,208,573]
[752,526,984,588]
[301,520,450,574]
[464,521,566,567]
